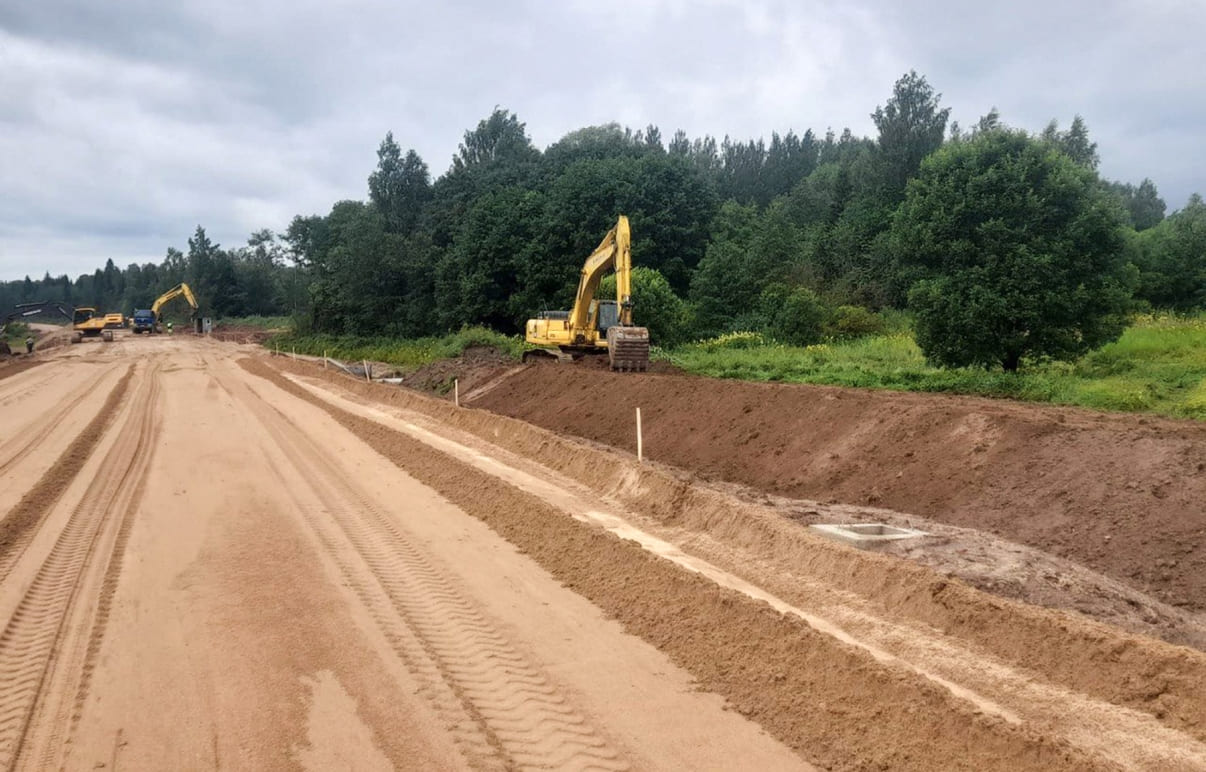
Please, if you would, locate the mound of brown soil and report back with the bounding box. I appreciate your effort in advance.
[471,366,1206,612]
[394,346,517,397]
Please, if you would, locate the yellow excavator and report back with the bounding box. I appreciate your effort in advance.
[71,308,120,343]
[524,215,650,371]
[132,283,198,334]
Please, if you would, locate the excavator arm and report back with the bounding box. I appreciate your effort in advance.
[0,301,74,356]
[150,283,199,323]
[0,301,74,335]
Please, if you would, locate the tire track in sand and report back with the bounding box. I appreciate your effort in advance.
[227,370,630,772]
[0,366,133,585]
[0,362,64,407]
[0,362,160,771]
[0,376,115,478]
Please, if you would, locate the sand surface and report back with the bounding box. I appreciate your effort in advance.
[2,335,1206,769]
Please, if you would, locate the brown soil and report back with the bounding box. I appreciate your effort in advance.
[393,345,517,395]
[392,348,681,401]
[255,354,1206,768]
[7,335,1206,769]
[242,358,1099,771]
[0,337,811,770]
[209,323,277,344]
[470,366,1206,612]
[0,356,43,379]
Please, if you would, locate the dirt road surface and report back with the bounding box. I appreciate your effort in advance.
[2,336,1205,770]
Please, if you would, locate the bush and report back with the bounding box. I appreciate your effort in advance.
[825,305,887,340]
[600,266,691,347]
[760,283,828,346]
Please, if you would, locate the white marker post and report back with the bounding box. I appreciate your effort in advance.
[323,350,327,370]
[363,360,370,382]
[454,378,460,407]
[291,347,296,361]
[636,407,643,463]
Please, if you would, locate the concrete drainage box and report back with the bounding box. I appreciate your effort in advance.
[809,523,928,550]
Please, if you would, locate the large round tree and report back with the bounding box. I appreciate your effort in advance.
[891,130,1132,371]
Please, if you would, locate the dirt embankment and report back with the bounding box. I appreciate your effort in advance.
[257,355,1206,754]
[243,357,1108,771]
[391,345,517,395]
[467,366,1206,612]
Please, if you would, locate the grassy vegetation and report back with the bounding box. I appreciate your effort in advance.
[268,326,526,370]
[1,321,31,342]
[216,315,293,329]
[262,314,1206,421]
[665,313,1206,420]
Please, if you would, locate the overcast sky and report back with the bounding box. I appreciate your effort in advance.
[1,0,1203,280]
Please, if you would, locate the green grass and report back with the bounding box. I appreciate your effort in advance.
[1,321,31,342]
[665,313,1206,420]
[267,326,526,370]
[216,315,292,329]
[263,314,1206,421]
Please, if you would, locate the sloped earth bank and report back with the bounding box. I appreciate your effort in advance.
[464,366,1206,616]
[262,354,1206,769]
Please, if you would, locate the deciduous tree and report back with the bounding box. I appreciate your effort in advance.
[891,130,1132,371]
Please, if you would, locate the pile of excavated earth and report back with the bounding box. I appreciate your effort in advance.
[2,336,1205,770]
[462,359,1206,646]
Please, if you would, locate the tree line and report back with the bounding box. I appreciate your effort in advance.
[0,228,306,322]
[3,71,1202,368]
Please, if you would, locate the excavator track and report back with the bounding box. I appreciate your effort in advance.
[607,326,650,372]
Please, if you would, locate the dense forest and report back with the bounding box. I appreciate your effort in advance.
[3,72,1203,366]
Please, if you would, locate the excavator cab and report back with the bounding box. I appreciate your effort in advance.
[595,300,619,334]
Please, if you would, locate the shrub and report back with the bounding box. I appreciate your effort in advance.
[825,305,887,340]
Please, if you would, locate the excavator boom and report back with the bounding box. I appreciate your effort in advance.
[150,283,199,319]
[0,301,74,335]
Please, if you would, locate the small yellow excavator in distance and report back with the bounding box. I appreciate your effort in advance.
[524,215,650,371]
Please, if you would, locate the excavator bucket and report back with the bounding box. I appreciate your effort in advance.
[606,326,650,372]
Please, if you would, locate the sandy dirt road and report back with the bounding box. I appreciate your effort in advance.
[0,337,804,771]
[2,336,1206,770]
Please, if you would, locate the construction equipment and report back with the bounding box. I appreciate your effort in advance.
[0,301,74,356]
[133,283,199,334]
[71,307,117,343]
[524,215,651,371]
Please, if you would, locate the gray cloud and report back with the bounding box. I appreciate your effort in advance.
[1,0,1202,280]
